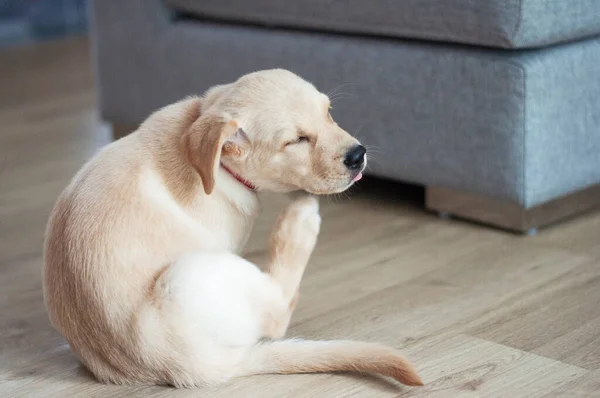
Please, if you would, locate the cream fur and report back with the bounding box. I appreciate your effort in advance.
[43,69,423,387]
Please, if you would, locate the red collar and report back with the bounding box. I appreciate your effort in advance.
[221,164,257,191]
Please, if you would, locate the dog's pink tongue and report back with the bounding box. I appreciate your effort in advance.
[352,172,363,182]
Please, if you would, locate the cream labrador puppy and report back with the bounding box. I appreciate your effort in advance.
[43,69,423,388]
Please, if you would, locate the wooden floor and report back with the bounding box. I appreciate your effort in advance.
[1,38,600,398]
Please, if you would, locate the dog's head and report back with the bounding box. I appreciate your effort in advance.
[182,69,366,195]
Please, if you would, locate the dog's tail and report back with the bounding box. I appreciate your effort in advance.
[240,339,423,386]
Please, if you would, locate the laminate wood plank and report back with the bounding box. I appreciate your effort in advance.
[469,261,600,369]
[541,369,600,397]
[535,211,600,260]
[291,239,589,343]
[534,316,600,370]
[395,335,586,398]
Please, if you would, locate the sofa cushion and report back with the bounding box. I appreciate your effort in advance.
[165,0,600,49]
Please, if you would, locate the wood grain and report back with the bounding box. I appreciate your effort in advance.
[1,37,599,398]
[541,369,600,398]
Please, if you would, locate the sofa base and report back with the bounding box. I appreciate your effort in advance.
[426,185,600,234]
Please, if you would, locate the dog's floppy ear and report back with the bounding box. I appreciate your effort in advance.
[182,114,250,195]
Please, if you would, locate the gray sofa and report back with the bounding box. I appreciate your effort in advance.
[90,0,600,233]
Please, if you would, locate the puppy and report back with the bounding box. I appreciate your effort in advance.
[43,69,423,387]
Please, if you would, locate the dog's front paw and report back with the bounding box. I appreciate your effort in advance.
[286,195,321,235]
[272,195,321,257]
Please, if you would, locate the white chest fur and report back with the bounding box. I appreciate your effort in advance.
[139,169,258,254]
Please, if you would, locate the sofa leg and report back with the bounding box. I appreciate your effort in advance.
[437,211,452,220]
[111,123,137,141]
[425,185,600,233]
[525,228,538,236]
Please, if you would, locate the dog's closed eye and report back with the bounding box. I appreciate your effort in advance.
[286,135,310,146]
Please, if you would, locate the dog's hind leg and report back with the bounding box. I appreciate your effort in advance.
[261,196,321,339]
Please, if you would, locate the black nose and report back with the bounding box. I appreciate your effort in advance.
[344,145,367,170]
